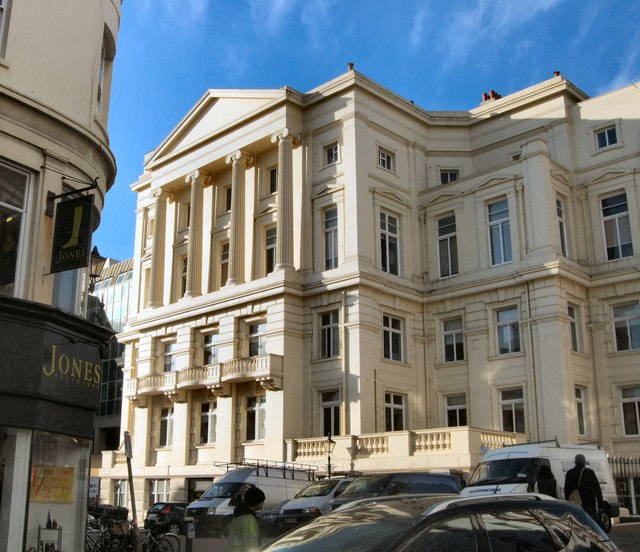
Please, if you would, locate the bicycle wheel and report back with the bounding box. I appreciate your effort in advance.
[92,533,123,552]
[158,533,180,552]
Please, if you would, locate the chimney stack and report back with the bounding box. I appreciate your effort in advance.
[347,62,354,71]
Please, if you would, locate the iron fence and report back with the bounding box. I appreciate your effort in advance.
[609,456,640,515]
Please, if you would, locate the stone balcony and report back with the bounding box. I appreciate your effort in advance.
[286,427,528,477]
[220,354,283,390]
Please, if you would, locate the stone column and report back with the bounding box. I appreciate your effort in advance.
[184,170,209,298]
[271,129,298,270]
[225,151,253,284]
[148,190,167,308]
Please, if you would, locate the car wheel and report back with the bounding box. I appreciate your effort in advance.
[167,521,182,535]
[598,510,612,533]
[221,516,233,537]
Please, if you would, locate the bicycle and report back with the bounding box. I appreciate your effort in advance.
[91,521,180,552]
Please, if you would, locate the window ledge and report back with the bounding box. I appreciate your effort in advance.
[435,360,467,369]
[488,352,525,361]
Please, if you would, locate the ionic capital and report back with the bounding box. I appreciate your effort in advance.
[185,169,212,186]
[271,128,301,145]
[225,150,254,167]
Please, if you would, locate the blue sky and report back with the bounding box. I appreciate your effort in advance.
[94,0,640,261]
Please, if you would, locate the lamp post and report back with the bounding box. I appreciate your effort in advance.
[323,432,336,478]
[88,246,106,292]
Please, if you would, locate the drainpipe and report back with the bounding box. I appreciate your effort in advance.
[341,290,349,435]
[526,282,541,440]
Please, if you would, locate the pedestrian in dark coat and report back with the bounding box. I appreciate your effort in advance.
[564,454,603,521]
[535,464,557,498]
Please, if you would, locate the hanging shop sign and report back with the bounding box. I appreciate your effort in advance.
[50,195,94,274]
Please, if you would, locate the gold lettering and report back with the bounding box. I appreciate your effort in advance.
[94,364,102,384]
[84,363,93,382]
[44,345,57,376]
[72,358,82,379]
[58,354,70,375]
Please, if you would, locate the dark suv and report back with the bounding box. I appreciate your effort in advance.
[143,502,188,535]
[329,472,461,511]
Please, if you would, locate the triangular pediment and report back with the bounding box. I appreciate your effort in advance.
[476,176,513,189]
[424,192,459,207]
[589,170,631,185]
[147,89,288,165]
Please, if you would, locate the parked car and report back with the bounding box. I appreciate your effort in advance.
[328,472,461,511]
[276,477,353,533]
[260,494,621,551]
[186,464,314,536]
[257,499,291,537]
[143,502,188,535]
[462,442,619,532]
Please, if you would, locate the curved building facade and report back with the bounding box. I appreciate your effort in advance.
[0,1,121,550]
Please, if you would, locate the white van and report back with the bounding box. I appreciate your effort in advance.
[461,442,619,531]
[185,461,316,537]
[278,477,354,531]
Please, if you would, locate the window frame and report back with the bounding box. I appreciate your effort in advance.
[488,198,512,266]
[500,388,525,433]
[601,192,633,261]
[621,387,640,436]
[199,400,217,445]
[149,479,170,505]
[325,142,339,166]
[380,210,400,276]
[319,309,340,359]
[0,160,32,298]
[446,394,467,427]
[161,339,177,373]
[594,123,619,151]
[384,392,406,431]
[437,213,459,278]
[320,389,341,436]
[613,302,640,352]
[443,317,465,363]
[202,329,219,366]
[556,195,568,257]
[219,241,229,288]
[568,304,580,353]
[158,406,174,447]
[377,146,395,172]
[0,0,13,59]
[323,206,339,270]
[268,166,278,195]
[245,395,266,442]
[496,306,521,355]
[383,314,404,362]
[439,169,460,185]
[575,386,587,437]
[265,225,277,275]
[246,319,267,358]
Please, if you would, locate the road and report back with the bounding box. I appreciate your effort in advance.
[183,521,640,551]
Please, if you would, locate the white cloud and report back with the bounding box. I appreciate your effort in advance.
[248,0,297,33]
[439,0,565,69]
[132,0,210,29]
[301,0,337,48]
[410,8,429,49]
[598,38,640,94]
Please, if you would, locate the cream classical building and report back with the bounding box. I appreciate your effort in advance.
[0,1,121,550]
[102,67,640,509]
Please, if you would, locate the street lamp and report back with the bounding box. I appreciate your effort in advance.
[323,432,336,478]
[88,245,106,292]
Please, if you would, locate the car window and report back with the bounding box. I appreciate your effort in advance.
[296,480,340,497]
[389,475,410,495]
[480,511,557,551]
[344,475,390,494]
[399,516,477,551]
[408,474,460,494]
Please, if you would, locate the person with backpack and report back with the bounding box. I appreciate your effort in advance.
[564,454,603,522]
[228,486,265,552]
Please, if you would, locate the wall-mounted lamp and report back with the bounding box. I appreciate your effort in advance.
[88,246,106,292]
[323,432,336,478]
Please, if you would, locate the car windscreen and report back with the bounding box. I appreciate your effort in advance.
[199,481,242,499]
[342,475,390,495]
[295,480,340,498]
[467,458,535,486]
[261,510,414,551]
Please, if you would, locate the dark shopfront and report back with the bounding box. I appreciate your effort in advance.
[0,296,113,552]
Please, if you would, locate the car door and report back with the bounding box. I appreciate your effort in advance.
[396,514,482,551]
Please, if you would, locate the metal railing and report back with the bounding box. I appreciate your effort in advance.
[609,456,640,515]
